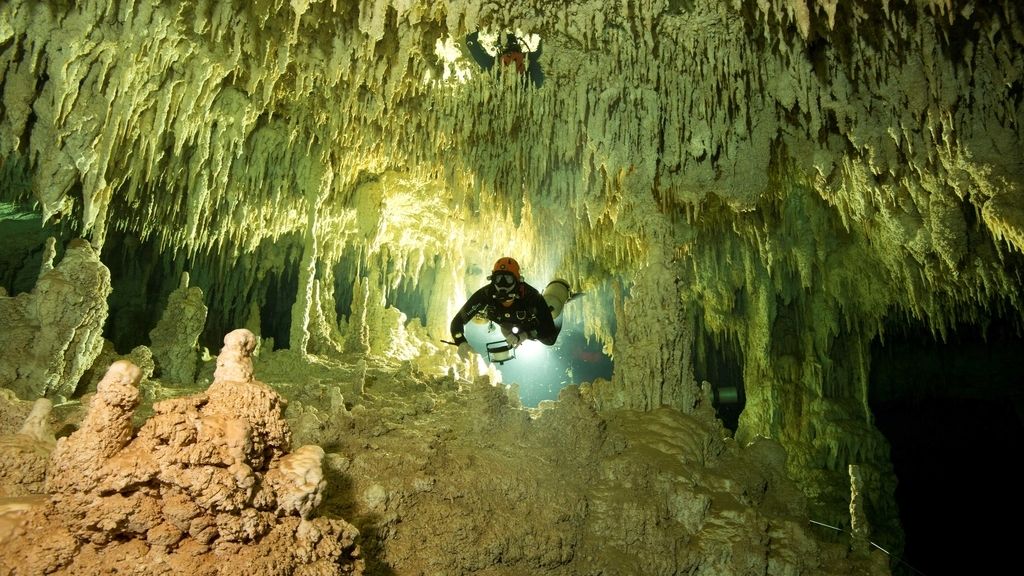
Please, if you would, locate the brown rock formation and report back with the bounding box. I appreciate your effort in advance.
[0,239,111,400]
[0,329,363,575]
[0,398,55,497]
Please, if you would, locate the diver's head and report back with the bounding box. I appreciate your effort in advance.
[489,257,520,299]
[503,34,522,53]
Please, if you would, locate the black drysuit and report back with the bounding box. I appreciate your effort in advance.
[450,282,559,346]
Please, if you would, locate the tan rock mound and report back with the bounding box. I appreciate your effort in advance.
[0,329,363,576]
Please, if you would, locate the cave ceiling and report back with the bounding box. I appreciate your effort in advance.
[1,0,1022,353]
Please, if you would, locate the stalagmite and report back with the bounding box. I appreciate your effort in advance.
[0,398,55,497]
[0,333,364,575]
[148,273,208,384]
[849,464,871,554]
[0,239,111,400]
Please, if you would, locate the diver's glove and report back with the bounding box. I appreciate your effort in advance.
[457,342,474,360]
[505,332,524,348]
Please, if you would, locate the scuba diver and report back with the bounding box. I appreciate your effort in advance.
[449,257,570,362]
[464,31,544,87]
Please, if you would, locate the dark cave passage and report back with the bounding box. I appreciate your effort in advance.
[693,330,745,432]
[869,316,1024,576]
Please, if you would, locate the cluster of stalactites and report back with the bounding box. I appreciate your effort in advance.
[0,0,445,256]
[2,0,1022,358]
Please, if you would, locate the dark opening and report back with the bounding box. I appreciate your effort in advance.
[869,314,1024,576]
[693,329,745,432]
[260,267,299,350]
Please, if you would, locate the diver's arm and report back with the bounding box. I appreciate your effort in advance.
[449,314,467,345]
[450,288,490,344]
[530,36,542,59]
[531,291,559,345]
[465,31,496,70]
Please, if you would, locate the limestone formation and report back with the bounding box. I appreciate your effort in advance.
[148,273,208,385]
[313,371,890,575]
[0,332,363,576]
[265,444,328,520]
[0,239,111,400]
[0,398,55,497]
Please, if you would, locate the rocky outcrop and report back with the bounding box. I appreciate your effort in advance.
[0,329,363,576]
[148,273,208,385]
[0,398,55,497]
[305,370,892,575]
[0,239,110,400]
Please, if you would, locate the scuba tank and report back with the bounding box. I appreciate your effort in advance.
[543,279,572,320]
